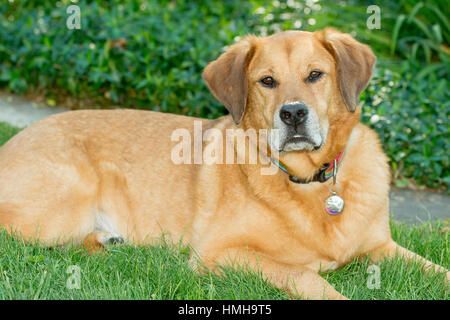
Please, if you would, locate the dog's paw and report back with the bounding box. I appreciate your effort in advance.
[96,232,125,246]
[107,236,125,245]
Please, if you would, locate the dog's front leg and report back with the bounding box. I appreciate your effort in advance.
[264,264,348,300]
[198,248,348,300]
[367,241,449,281]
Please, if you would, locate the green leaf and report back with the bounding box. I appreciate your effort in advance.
[391,14,406,54]
[415,63,444,80]
[394,178,409,188]
[406,2,425,23]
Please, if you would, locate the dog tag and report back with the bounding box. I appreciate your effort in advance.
[325,194,344,215]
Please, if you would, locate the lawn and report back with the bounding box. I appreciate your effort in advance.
[0,123,448,300]
[0,122,21,146]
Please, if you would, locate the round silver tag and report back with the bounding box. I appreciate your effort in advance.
[325,194,344,215]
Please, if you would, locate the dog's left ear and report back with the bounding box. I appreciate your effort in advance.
[317,28,376,112]
[202,36,257,124]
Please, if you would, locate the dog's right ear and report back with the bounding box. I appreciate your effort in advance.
[202,36,257,124]
[316,28,376,112]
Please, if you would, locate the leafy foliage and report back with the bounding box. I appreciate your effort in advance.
[0,0,265,117]
[0,0,398,113]
[390,0,449,63]
[361,60,450,190]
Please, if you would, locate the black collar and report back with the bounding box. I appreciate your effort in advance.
[287,163,331,184]
[270,151,345,184]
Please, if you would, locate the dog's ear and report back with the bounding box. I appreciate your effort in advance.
[317,28,376,112]
[202,36,257,124]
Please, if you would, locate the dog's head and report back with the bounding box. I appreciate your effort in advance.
[203,28,375,155]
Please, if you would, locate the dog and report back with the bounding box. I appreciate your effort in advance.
[0,28,448,299]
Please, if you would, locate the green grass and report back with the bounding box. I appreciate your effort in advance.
[0,220,448,300]
[0,123,448,299]
[324,220,449,300]
[0,122,21,146]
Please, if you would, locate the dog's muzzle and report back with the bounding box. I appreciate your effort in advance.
[274,102,323,152]
[279,103,309,127]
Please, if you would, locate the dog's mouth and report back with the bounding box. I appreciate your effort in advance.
[282,135,322,152]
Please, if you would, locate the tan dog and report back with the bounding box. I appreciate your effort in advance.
[0,28,447,299]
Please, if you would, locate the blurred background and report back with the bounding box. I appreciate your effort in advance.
[0,0,448,192]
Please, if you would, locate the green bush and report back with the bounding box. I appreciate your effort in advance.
[0,0,266,117]
[361,60,449,190]
[0,0,396,114]
[390,0,449,63]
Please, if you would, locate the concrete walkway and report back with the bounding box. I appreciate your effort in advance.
[389,188,449,224]
[0,92,68,127]
[0,92,449,225]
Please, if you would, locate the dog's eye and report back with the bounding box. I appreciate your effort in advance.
[259,76,276,88]
[307,70,323,82]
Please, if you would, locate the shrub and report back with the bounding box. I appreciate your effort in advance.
[390,0,449,63]
[0,0,395,114]
[0,0,266,117]
[361,60,449,190]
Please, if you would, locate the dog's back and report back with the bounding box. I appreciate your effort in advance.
[0,109,213,246]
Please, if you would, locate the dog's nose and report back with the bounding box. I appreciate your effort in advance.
[279,103,308,126]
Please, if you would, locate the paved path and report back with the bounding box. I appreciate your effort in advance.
[0,92,449,224]
[0,92,67,127]
[389,188,449,224]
